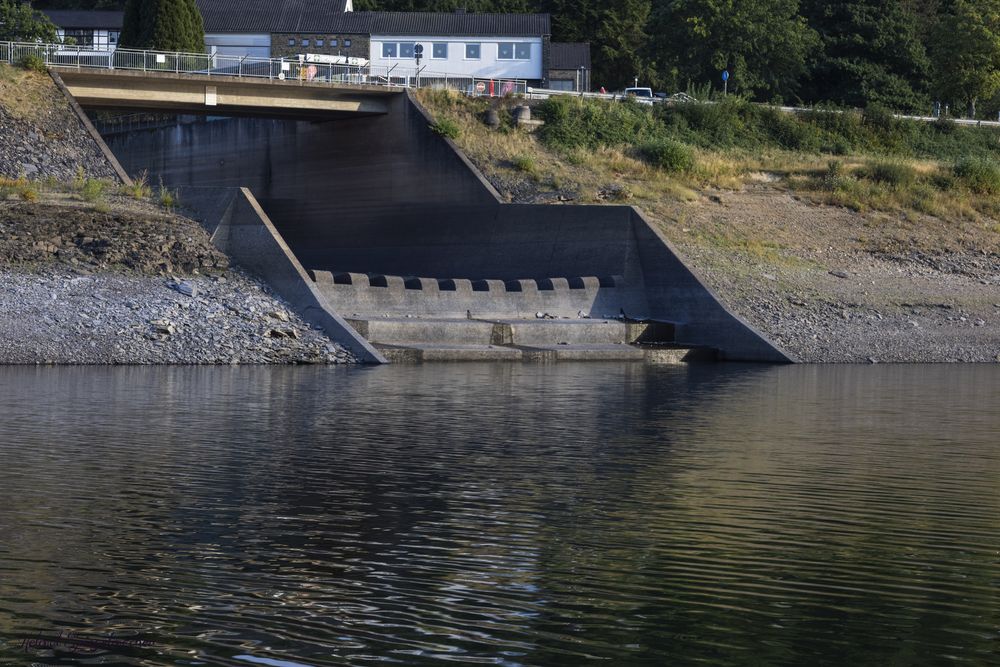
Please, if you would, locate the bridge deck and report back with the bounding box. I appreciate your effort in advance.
[57,68,397,118]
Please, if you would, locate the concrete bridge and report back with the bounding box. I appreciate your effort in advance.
[57,69,394,119]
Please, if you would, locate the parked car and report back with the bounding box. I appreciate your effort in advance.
[623,87,655,105]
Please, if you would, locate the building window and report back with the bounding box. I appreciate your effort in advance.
[500,43,530,60]
[330,38,338,47]
[399,42,415,58]
[465,43,480,59]
[302,38,310,47]
[316,38,324,47]
[288,38,295,46]
[382,42,397,58]
[64,29,94,48]
[344,39,352,47]
[432,43,447,59]
[109,31,119,45]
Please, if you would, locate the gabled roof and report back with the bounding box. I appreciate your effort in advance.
[358,12,550,37]
[43,2,552,39]
[550,42,590,70]
[196,0,549,37]
[196,0,350,34]
[41,10,124,30]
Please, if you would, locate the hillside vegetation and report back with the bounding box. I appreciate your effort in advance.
[417,90,1000,253]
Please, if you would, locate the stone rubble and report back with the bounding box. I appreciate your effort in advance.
[0,268,356,365]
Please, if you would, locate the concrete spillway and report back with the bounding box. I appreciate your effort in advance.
[101,91,792,363]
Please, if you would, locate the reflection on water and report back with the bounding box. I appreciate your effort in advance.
[0,363,998,666]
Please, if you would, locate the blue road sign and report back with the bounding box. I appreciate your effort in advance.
[722,70,730,82]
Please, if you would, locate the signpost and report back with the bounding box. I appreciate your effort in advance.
[414,44,423,86]
[722,69,730,96]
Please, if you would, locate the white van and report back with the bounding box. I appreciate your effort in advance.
[623,87,655,105]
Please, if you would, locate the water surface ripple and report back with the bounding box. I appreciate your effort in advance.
[0,364,998,666]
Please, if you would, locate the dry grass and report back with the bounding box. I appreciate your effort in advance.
[0,63,55,123]
[414,90,1000,263]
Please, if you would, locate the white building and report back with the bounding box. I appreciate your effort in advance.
[43,0,590,89]
[42,10,122,51]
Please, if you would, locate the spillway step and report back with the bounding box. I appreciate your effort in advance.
[495,319,631,345]
[375,343,523,362]
[516,343,647,361]
[347,318,497,345]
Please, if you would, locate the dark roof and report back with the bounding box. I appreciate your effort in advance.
[42,3,551,38]
[353,12,550,37]
[197,0,350,34]
[41,10,124,30]
[550,42,590,70]
[196,0,550,36]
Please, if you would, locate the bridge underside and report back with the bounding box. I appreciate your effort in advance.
[58,68,393,119]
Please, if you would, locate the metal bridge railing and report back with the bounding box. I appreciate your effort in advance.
[0,41,528,97]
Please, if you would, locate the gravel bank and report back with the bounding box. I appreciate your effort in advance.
[0,269,355,365]
[0,197,356,365]
[659,188,1000,363]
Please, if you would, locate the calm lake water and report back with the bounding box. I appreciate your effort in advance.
[0,363,998,667]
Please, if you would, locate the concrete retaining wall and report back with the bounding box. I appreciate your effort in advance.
[177,186,386,364]
[104,93,792,362]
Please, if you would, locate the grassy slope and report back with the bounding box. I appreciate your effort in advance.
[415,90,1000,263]
[0,63,56,123]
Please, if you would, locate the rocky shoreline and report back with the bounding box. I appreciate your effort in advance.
[0,268,354,365]
[0,195,356,365]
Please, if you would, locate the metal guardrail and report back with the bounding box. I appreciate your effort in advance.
[0,41,527,97]
[527,86,1000,128]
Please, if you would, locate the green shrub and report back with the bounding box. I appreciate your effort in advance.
[954,157,1000,194]
[81,178,105,202]
[123,170,152,199]
[820,160,848,190]
[932,116,957,135]
[861,161,917,187]
[19,184,38,201]
[537,96,660,150]
[662,96,756,149]
[863,104,896,133]
[18,54,47,73]
[430,118,460,139]
[73,165,87,190]
[158,184,177,209]
[760,109,823,152]
[512,155,536,174]
[638,139,695,172]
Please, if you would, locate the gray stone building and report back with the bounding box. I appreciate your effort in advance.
[548,42,591,92]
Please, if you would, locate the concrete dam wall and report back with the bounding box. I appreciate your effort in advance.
[103,92,792,362]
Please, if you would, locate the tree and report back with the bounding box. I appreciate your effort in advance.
[931,0,1000,118]
[649,0,819,101]
[0,0,58,42]
[801,0,932,111]
[120,0,204,52]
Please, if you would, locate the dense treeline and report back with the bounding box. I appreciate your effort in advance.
[28,0,1000,117]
